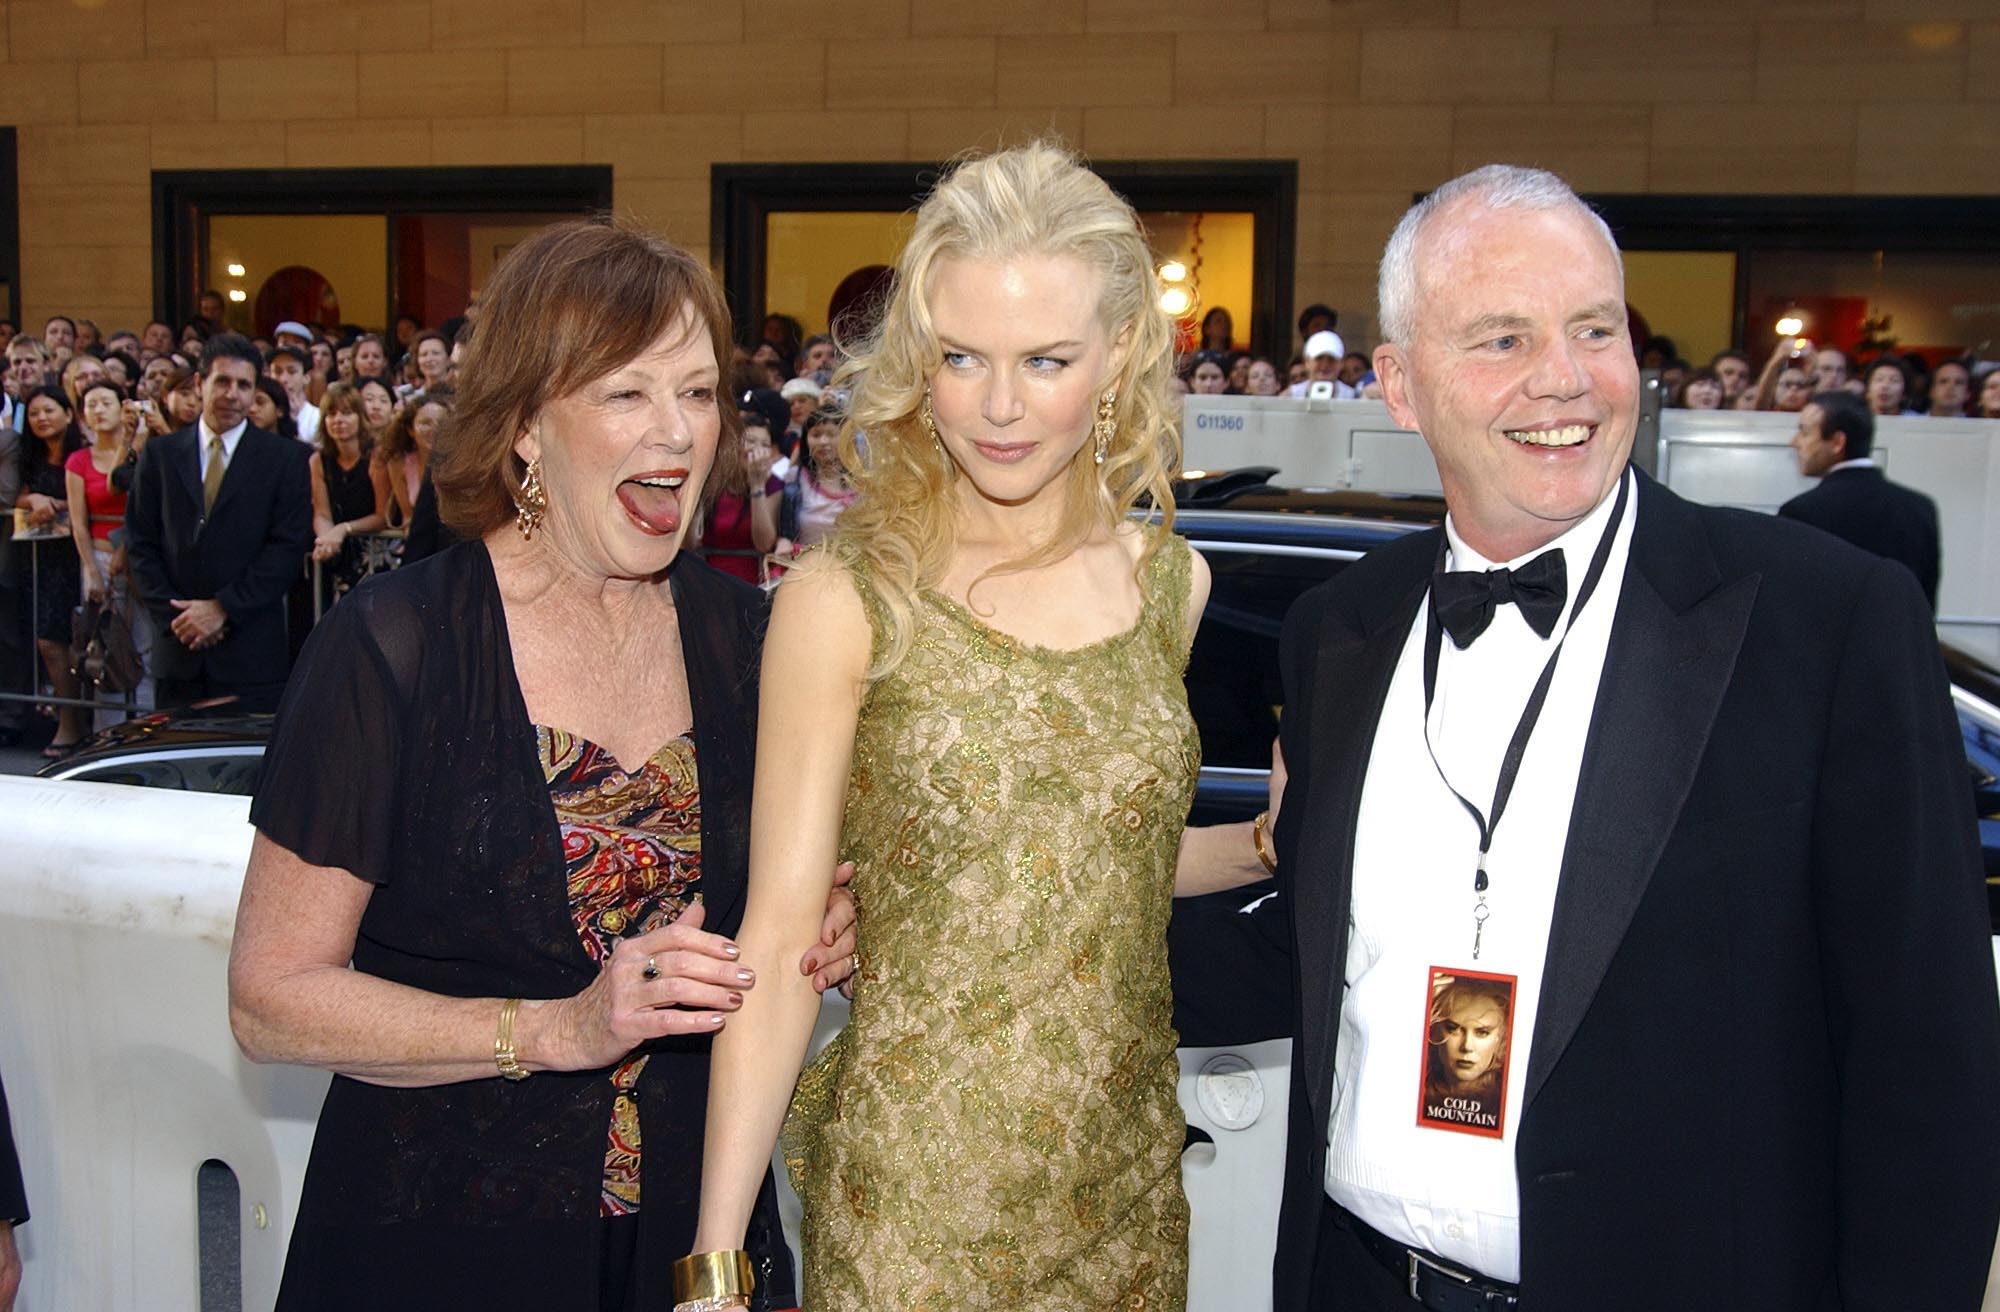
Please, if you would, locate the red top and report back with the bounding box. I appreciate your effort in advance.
[64,447,125,546]
[702,474,783,584]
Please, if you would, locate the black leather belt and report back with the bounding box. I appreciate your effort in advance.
[1339,1207,1520,1312]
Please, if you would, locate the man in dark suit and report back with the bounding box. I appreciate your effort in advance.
[1779,389,1942,609]
[1171,165,2000,1311]
[126,333,312,708]
[0,1068,25,1312]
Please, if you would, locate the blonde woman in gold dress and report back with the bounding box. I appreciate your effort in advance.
[686,142,1270,1311]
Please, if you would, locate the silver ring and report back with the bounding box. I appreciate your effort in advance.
[642,955,661,981]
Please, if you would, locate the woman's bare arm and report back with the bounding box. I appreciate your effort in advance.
[229,832,751,1087]
[692,552,871,1252]
[1175,734,1286,897]
[66,467,97,596]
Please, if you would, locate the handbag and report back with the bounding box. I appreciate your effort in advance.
[70,594,144,694]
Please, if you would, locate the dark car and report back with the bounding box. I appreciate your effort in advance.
[1175,504,1418,823]
[1944,645,2000,928]
[36,706,270,794]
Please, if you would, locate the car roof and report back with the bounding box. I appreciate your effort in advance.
[36,710,273,777]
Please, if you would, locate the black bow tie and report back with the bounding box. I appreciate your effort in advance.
[1432,548,1568,648]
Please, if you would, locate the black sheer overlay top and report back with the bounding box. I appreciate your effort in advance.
[250,539,795,1310]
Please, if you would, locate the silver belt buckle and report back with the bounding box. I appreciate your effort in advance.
[1408,1248,1479,1302]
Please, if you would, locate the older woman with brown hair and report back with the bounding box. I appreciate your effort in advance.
[227,219,856,1311]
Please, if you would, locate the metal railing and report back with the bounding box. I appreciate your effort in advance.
[4,518,408,714]
[2,517,151,713]
[309,526,405,623]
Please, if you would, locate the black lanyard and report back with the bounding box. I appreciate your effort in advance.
[1420,474,1629,956]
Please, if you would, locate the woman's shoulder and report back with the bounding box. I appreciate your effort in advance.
[765,544,877,678]
[771,542,875,634]
[672,547,767,610]
[336,540,491,646]
[670,549,770,650]
[776,539,868,603]
[1113,518,1190,573]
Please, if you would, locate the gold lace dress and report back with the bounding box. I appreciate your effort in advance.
[784,532,1199,1310]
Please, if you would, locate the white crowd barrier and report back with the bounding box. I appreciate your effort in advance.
[1,771,1993,1309]
[0,775,325,1312]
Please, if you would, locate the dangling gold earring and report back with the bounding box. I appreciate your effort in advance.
[920,387,946,455]
[1093,390,1117,466]
[514,457,547,540]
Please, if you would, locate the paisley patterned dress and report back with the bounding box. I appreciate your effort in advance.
[785,532,1199,1309]
[538,727,703,1218]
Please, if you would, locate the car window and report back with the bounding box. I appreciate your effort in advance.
[1185,544,1347,768]
[64,754,264,796]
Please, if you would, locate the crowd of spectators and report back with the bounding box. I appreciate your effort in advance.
[701,318,858,585]
[1170,302,1380,402]
[1173,300,2000,428]
[0,302,465,753]
[1646,333,2000,420]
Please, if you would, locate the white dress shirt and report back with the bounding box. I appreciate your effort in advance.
[198,416,248,484]
[294,401,321,446]
[1325,470,1637,1282]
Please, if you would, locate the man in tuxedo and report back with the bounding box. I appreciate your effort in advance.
[1171,165,2000,1311]
[126,333,312,708]
[1779,390,1941,609]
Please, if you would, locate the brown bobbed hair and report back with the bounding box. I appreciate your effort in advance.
[432,217,739,541]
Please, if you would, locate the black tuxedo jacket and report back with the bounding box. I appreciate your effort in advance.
[125,423,313,686]
[1172,471,2000,1311]
[1778,465,1941,610]
[0,1067,24,1225]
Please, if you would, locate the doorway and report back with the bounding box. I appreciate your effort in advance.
[714,160,1296,358]
[151,166,613,335]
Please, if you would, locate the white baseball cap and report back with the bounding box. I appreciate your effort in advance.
[273,320,313,345]
[1303,329,1345,360]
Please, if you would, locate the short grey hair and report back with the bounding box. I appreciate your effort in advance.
[1376,164,1622,346]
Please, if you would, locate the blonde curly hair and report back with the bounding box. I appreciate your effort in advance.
[829,140,1182,678]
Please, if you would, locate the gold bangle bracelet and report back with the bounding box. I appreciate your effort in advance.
[494,997,529,1082]
[673,1251,754,1305]
[1251,810,1278,874]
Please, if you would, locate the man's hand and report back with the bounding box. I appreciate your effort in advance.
[169,597,227,650]
[0,1220,21,1312]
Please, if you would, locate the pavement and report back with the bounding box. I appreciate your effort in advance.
[0,716,60,776]
[0,705,102,776]
[1,745,44,775]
